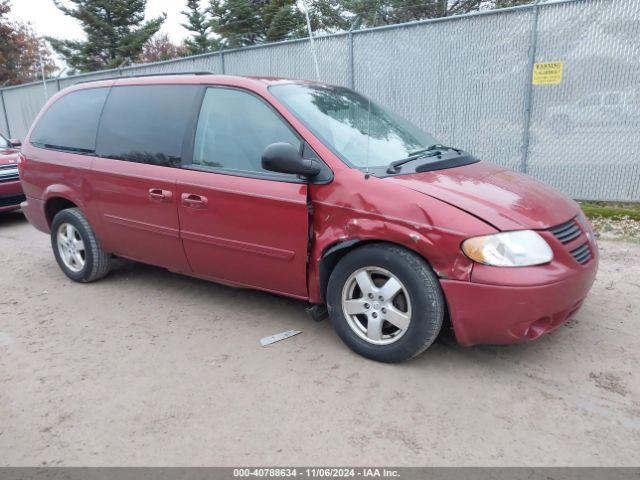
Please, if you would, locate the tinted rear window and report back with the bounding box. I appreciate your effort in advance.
[96,85,200,167]
[30,88,108,153]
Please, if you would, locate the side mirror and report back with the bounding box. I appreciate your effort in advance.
[261,142,320,178]
[9,139,21,148]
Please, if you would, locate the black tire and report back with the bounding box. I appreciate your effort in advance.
[326,243,444,363]
[51,208,111,283]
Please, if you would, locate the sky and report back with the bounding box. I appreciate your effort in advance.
[8,0,197,43]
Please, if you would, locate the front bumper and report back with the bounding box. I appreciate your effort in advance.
[441,242,598,346]
[0,180,25,213]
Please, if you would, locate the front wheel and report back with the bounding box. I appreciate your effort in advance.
[326,243,444,363]
[51,208,112,283]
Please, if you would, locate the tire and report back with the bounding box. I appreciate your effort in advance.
[51,208,111,283]
[326,243,444,363]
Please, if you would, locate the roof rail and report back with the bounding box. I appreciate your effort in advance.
[75,71,213,85]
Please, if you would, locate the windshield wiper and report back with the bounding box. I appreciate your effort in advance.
[387,144,464,174]
[387,150,442,174]
[427,144,463,154]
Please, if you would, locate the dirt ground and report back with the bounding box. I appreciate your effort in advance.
[0,210,639,467]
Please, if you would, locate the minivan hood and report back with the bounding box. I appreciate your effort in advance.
[388,161,578,231]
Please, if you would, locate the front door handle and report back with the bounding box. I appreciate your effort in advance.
[148,188,172,202]
[181,193,208,209]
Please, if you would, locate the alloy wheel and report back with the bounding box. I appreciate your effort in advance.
[341,266,412,345]
[56,223,86,273]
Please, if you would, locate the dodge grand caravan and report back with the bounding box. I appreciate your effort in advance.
[19,74,598,362]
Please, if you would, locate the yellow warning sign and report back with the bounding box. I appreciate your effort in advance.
[532,61,563,85]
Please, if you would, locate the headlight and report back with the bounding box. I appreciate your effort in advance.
[462,230,553,267]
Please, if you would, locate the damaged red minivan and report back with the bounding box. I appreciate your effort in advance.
[19,74,598,362]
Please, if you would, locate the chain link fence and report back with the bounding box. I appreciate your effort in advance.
[0,0,637,201]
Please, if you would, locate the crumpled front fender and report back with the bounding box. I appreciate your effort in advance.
[307,169,497,303]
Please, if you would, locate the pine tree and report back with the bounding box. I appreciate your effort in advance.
[47,0,166,73]
[341,0,497,28]
[493,0,535,7]
[182,0,216,54]
[208,0,347,49]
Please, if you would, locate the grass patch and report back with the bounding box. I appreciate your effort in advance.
[579,201,640,221]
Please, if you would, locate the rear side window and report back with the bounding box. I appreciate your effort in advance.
[96,85,200,167]
[30,88,108,153]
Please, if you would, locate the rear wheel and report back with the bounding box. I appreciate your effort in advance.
[51,208,111,282]
[327,243,444,363]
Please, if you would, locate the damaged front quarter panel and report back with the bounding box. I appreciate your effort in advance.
[306,169,498,304]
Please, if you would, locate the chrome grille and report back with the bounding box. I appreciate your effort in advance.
[0,164,19,183]
[549,218,581,244]
[570,242,592,265]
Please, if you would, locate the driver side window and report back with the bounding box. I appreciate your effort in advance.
[192,88,301,177]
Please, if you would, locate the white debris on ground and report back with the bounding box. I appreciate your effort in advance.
[590,215,640,242]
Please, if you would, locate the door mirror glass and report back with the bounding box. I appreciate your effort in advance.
[262,142,320,178]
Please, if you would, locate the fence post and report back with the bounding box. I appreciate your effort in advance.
[348,31,355,89]
[347,17,360,89]
[520,0,541,174]
[0,89,11,138]
[220,50,226,74]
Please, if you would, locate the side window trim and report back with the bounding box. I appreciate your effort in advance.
[93,85,113,156]
[179,85,208,169]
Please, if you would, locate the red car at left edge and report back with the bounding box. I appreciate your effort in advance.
[0,133,23,214]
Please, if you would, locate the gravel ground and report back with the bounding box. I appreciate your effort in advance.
[590,216,640,242]
[0,210,639,467]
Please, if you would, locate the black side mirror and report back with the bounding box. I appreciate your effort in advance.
[9,139,21,148]
[261,142,320,178]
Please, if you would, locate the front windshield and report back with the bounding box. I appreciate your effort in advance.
[270,83,438,169]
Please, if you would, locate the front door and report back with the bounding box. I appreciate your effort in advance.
[177,87,309,298]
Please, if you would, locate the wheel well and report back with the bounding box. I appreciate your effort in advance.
[318,239,453,333]
[45,197,77,226]
[319,239,416,302]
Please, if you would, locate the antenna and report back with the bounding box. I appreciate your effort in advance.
[301,0,321,81]
[365,97,371,177]
[38,39,48,101]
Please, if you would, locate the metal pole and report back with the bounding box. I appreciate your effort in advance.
[301,0,321,81]
[520,0,541,175]
[348,31,354,89]
[38,42,49,100]
[220,50,225,74]
[0,89,11,138]
[347,16,360,90]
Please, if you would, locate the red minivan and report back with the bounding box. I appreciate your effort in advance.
[19,74,598,362]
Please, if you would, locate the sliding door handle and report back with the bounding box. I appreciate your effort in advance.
[148,188,172,202]
[181,193,208,209]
